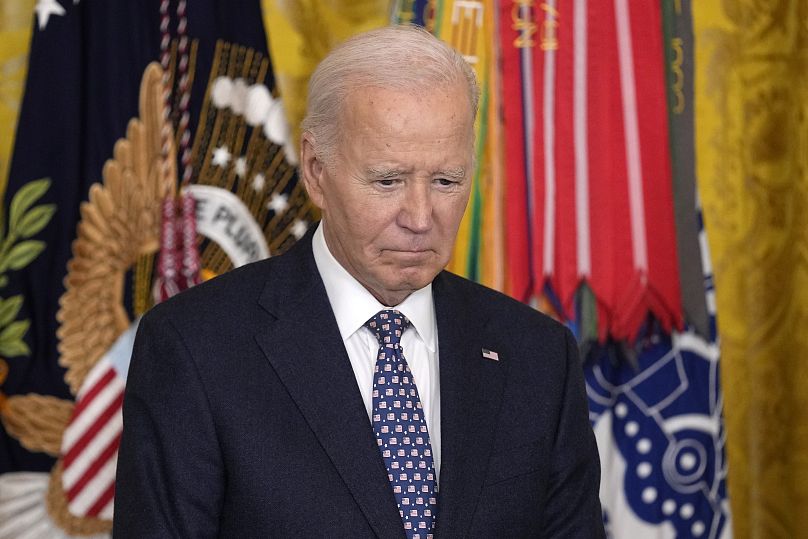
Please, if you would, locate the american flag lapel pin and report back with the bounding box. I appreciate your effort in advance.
[481,348,500,361]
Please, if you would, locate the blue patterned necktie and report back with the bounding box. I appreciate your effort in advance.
[365,310,437,539]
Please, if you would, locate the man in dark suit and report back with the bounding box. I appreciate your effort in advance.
[114,26,604,537]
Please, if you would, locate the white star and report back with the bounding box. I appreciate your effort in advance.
[291,219,309,239]
[35,0,66,30]
[251,173,266,192]
[266,193,289,214]
[234,156,247,178]
[211,146,231,168]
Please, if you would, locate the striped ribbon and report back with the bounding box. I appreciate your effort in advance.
[59,360,125,519]
[467,0,683,341]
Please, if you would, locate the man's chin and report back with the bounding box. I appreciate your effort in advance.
[384,267,440,292]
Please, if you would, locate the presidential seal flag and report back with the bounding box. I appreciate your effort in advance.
[0,1,316,536]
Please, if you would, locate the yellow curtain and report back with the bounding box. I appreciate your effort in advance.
[260,0,391,157]
[693,3,808,537]
[0,1,35,198]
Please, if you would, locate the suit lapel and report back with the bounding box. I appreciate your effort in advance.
[433,273,508,538]
[254,237,405,538]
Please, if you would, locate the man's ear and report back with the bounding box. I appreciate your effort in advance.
[300,132,326,210]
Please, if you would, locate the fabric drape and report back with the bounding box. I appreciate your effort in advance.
[693,2,808,537]
[0,1,35,197]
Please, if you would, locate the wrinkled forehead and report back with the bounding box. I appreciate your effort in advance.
[337,81,475,134]
[343,77,472,109]
[325,84,476,178]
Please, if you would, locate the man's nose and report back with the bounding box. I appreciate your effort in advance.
[399,183,433,233]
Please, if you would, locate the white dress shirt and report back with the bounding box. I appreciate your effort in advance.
[311,222,441,479]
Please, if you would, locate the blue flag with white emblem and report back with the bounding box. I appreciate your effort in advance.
[586,329,731,538]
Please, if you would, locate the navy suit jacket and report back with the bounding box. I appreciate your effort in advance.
[114,232,604,537]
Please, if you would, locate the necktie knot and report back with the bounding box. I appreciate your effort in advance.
[365,309,410,348]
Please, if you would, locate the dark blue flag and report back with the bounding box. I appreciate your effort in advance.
[0,0,310,533]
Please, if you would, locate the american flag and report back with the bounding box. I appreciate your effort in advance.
[59,357,125,520]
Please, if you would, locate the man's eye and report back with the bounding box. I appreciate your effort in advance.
[436,178,456,186]
[378,179,396,187]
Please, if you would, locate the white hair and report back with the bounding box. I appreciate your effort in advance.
[301,25,480,165]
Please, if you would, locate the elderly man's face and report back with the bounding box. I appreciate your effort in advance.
[302,82,474,306]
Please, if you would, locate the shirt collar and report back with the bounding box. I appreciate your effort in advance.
[311,222,436,352]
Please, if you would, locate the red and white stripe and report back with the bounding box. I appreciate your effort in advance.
[504,0,682,340]
[540,0,558,279]
[613,0,648,276]
[573,0,590,278]
[60,359,125,520]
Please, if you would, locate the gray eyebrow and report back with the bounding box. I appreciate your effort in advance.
[437,167,466,179]
[366,166,410,178]
[365,166,467,179]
